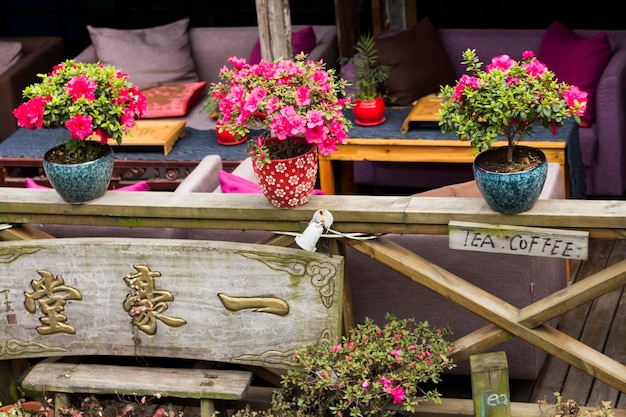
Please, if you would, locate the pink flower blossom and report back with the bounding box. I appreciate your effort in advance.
[13,96,48,130]
[523,59,548,79]
[295,86,311,106]
[66,74,97,102]
[563,85,588,116]
[486,54,515,73]
[65,114,94,140]
[389,386,406,404]
[454,74,481,101]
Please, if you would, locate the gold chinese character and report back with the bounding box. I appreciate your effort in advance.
[123,265,186,335]
[24,270,82,335]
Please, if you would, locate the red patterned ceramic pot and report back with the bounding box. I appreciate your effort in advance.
[252,137,318,208]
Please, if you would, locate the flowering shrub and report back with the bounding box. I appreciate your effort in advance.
[233,314,455,417]
[206,54,352,166]
[13,59,146,162]
[438,49,588,163]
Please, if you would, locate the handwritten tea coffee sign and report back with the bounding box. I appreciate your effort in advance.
[448,221,588,260]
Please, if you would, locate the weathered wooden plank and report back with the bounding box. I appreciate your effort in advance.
[21,362,252,400]
[409,398,626,417]
[2,188,626,238]
[588,239,626,407]
[0,238,344,367]
[529,239,615,403]
[448,221,588,260]
[470,352,511,417]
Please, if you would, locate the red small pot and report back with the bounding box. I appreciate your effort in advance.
[353,96,386,126]
[216,126,247,146]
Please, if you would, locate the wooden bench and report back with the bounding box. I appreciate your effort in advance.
[0,237,344,417]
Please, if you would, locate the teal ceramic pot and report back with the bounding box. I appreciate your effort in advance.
[473,146,548,215]
[43,143,114,204]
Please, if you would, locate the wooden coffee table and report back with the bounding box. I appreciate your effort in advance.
[0,125,249,191]
[319,108,584,199]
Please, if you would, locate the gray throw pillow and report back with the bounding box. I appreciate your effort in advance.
[0,41,22,75]
[87,18,199,90]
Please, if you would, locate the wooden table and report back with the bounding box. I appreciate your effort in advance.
[320,109,586,199]
[0,126,250,191]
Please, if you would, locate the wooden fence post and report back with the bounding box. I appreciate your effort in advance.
[470,352,511,417]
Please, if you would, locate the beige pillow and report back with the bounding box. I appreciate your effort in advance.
[87,18,199,90]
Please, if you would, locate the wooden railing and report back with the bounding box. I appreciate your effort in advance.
[2,187,626,405]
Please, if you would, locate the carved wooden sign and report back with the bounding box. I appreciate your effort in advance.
[449,221,588,260]
[0,238,344,368]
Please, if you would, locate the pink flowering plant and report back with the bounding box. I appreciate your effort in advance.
[206,53,352,166]
[438,49,588,163]
[234,314,455,417]
[13,59,146,163]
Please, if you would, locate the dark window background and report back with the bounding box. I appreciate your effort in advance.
[0,0,620,58]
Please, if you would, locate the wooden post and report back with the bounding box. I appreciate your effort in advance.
[333,0,361,59]
[470,352,511,417]
[254,0,293,61]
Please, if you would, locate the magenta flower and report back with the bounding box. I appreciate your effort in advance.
[13,96,48,130]
[65,114,94,140]
[486,54,515,73]
[389,386,406,404]
[563,85,588,116]
[13,59,146,157]
[207,54,352,167]
[295,86,311,106]
[440,48,589,157]
[66,74,97,102]
[454,74,481,101]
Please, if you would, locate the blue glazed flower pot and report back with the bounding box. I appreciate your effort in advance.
[473,146,548,215]
[43,142,114,204]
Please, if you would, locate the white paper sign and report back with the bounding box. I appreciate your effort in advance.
[448,221,588,259]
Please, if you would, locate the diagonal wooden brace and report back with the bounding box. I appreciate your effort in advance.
[344,237,626,393]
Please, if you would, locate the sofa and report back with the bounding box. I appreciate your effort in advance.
[353,20,626,197]
[0,36,65,143]
[74,19,339,132]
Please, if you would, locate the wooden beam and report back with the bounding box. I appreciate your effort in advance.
[334,0,361,58]
[255,0,293,61]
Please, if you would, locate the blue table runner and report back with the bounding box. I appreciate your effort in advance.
[0,108,586,199]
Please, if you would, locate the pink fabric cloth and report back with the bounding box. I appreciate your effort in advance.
[25,177,150,191]
[218,170,325,195]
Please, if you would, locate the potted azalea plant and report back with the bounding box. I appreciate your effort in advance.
[231,314,456,417]
[338,33,391,126]
[206,53,352,208]
[13,59,147,203]
[438,49,587,214]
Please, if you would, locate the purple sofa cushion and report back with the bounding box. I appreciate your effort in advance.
[539,21,611,127]
[375,17,456,106]
[248,25,317,64]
